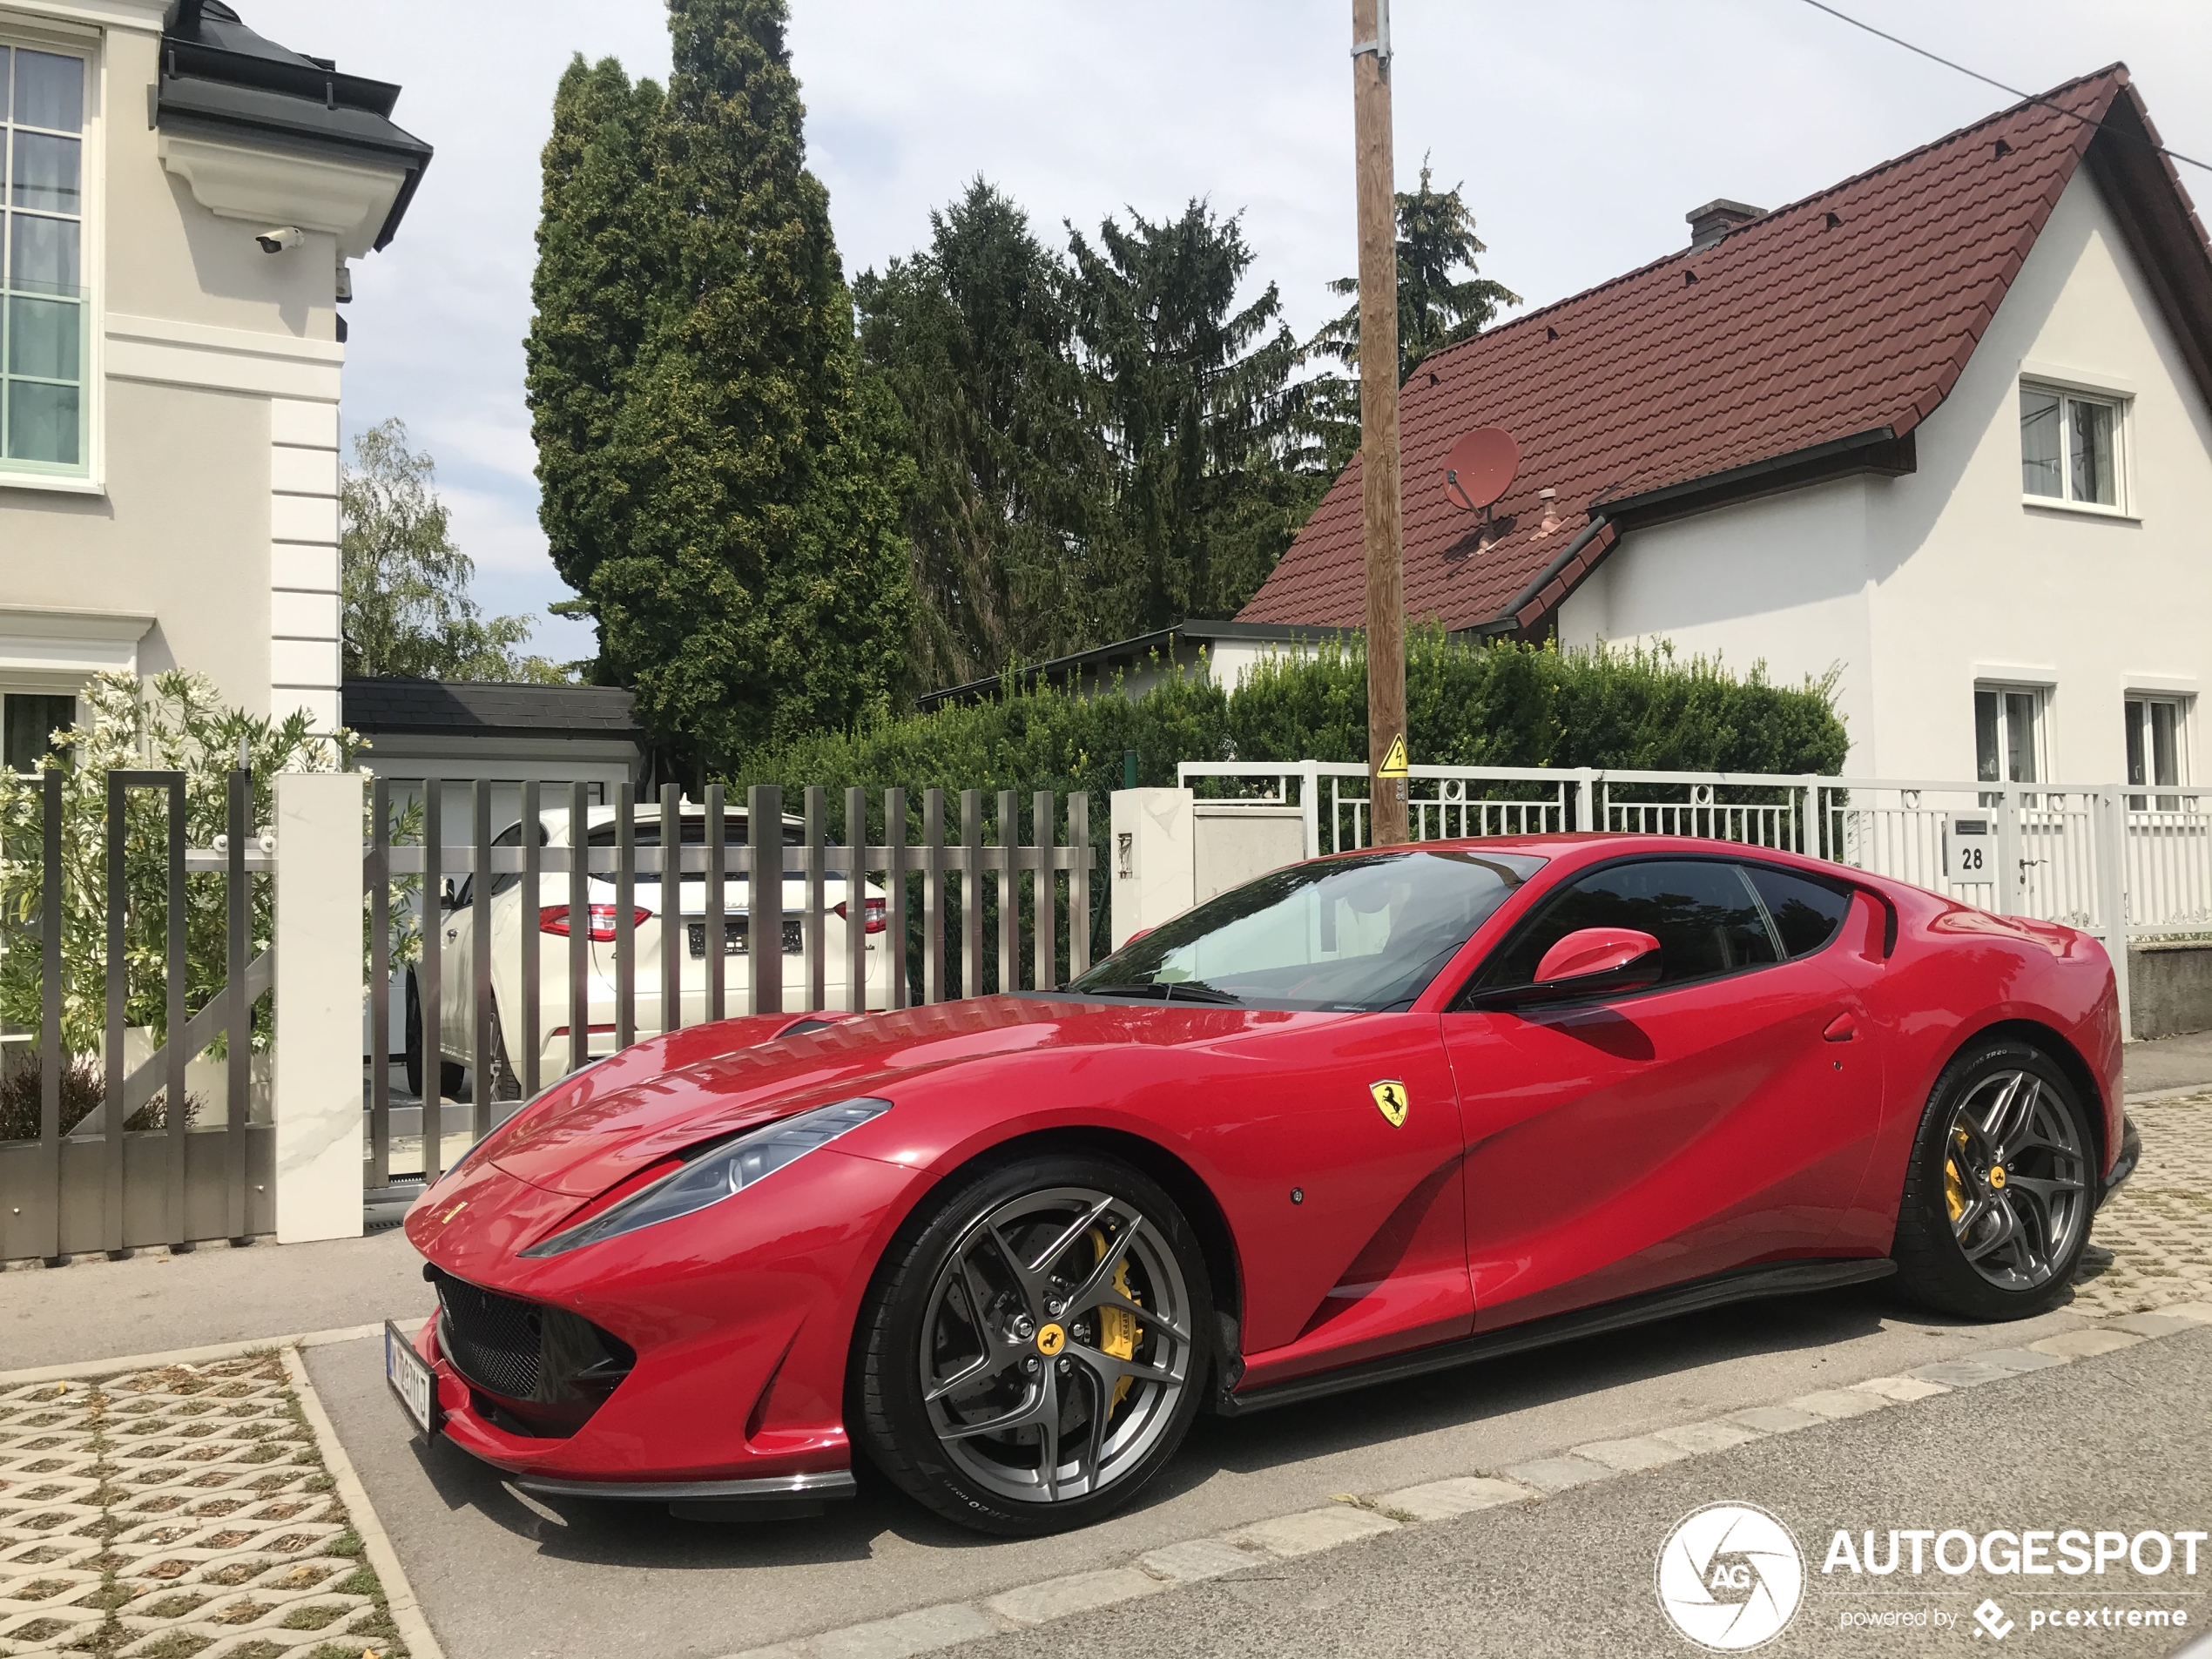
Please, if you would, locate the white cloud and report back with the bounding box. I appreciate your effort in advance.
[253,0,2211,665]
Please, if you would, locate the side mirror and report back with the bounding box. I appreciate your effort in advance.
[1466,927,1663,1009]
[440,878,460,910]
[1534,927,1662,988]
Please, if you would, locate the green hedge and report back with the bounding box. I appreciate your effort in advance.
[725,635,1846,977]
[729,633,1845,811]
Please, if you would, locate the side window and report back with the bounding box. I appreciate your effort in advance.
[468,822,539,904]
[1470,859,1779,996]
[1742,864,1853,959]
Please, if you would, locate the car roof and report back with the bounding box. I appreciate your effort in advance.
[1345,833,1891,887]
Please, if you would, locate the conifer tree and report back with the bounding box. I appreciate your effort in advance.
[1308,159,1519,470]
[855,179,1107,689]
[1066,202,1317,632]
[526,0,911,771]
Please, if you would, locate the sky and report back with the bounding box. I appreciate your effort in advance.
[245,0,2212,668]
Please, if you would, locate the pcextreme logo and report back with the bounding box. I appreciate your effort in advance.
[1656,1502,1806,1651]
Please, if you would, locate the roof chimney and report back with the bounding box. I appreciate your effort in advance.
[1686,199,1765,252]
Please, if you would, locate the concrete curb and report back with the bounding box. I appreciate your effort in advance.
[0,1319,399,1386]
[718,1300,2212,1659]
[2123,1082,2212,1105]
[282,1341,448,1659]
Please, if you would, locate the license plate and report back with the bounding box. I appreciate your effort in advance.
[687,919,803,958]
[385,1319,439,1438]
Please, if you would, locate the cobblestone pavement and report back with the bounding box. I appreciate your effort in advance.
[0,1352,404,1659]
[2068,1089,2212,1316]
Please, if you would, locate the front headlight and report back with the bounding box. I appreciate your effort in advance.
[520,1096,892,1258]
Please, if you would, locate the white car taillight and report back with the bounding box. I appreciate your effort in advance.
[538,903,652,942]
[831,897,889,935]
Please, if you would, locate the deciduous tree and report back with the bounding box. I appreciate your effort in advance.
[341,419,564,684]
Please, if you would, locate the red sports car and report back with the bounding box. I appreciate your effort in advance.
[397,834,2135,1534]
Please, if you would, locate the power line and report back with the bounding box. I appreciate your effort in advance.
[1793,0,2212,176]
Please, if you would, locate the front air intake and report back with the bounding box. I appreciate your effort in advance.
[429,1267,635,1437]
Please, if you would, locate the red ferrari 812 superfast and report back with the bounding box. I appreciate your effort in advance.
[399,835,2134,1534]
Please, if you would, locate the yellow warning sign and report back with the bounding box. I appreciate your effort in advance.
[1378,734,1409,777]
[1370,1080,1410,1128]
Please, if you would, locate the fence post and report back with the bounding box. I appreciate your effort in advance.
[1997,785,2025,917]
[1575,768,1598,833]
[960,791,983,1000]
[1801,775,1823,859]
[1068,792,1091,981]
[273,771,364,1244]
[1299,760,1320,860]
[2094,786,2134,1042]
[1034,791,1057,992]
[921,788,945,1006]
[40,770,64,1263]
[751,784,784,1016]
[885,787,910,1009]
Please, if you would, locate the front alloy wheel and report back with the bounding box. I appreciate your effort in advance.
[856,1156,1211,1534]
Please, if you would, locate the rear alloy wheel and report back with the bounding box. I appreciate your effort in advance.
[1892,1039,2095,1318]
[855,1156,1211,1534]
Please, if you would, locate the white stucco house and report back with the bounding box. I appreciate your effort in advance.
[0,0,428,770]
[1237,64,2212,796]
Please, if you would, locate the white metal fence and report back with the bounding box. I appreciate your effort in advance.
[1177,761,2212,1036]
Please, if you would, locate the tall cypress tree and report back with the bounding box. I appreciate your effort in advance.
[529,57,664,626]
[527,0,911,771]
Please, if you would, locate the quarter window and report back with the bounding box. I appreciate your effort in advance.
[2020,385,2122,509]
[1469,859,1780,997]
[2124,695,2189,812]
[1741,865,1853,959]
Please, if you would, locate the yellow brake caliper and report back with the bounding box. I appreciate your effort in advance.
[1945,1127,1970,1224]
[1088,1230,1139,1410]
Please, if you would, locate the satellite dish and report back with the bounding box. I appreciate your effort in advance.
[1442,428,1521,512]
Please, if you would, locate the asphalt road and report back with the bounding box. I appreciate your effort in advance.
[961,1327,2212,1659]
[306,1285,2109,1659]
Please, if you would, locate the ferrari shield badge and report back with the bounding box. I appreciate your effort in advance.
[1370,1080,1410,1128]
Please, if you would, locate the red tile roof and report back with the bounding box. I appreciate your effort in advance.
[1238,65,2212,634]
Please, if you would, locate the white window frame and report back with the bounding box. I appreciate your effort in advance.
[2123,691,2193,813]
[1974,680,2050,803]
[2019,370,2133,519]
[0,20,101,496]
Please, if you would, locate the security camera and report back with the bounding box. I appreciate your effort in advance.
[255,226,305,254]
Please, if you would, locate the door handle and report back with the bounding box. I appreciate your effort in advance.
[1822,1011,1858,1042]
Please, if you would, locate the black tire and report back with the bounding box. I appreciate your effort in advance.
[853,1152,1213,1536]
[484,999,523,1102]
[1892,1036,2097,1319]
[402,972,466,1102]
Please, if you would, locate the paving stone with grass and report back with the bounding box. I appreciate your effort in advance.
[0,1352,404,1659]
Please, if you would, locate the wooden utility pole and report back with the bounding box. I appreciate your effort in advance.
[1352,0,1408,845]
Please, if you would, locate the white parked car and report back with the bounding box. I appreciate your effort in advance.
[403,802,893,1098]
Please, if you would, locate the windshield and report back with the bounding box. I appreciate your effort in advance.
[1069,848,1545,1012]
